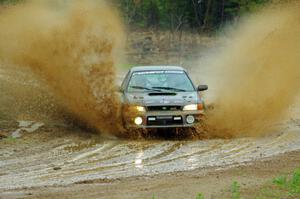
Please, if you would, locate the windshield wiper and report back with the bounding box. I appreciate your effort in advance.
[130,86,162,92]
[152,86,186,92]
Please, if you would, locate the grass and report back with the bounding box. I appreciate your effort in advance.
[151,169,300,199]
[2,136,16,142]
[231,181,241,199]
[254,169,300,199]
[274,169,300,194]
[196,193,205,199]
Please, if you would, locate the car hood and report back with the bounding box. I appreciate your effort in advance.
[124,91,199,106]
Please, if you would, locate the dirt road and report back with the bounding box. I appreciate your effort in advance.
[1,65,300,198]
[0,117,300,188]
[1,147,300,199]
[1,116,300,199]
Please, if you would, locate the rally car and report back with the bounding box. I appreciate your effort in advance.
[119,66,208,129]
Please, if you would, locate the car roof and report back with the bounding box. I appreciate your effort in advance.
[130,66,186,72]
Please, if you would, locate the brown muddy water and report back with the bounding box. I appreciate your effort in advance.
[0,0,125,135]
[1,119,300,191]
[194,2,300,138]
[1,64,300,191]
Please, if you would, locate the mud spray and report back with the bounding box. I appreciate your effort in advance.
[1,1,300,139]
[0,0,125,135]
[203,2,300,138]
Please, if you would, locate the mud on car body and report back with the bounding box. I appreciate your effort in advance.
[119,66,208,129]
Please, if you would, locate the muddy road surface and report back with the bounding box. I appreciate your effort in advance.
[1,124,300,192]
[1,67,300,197]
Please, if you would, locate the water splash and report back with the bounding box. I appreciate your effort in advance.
[204,2,300,137]
[0,0,125,135]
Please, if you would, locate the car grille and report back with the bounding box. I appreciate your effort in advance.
[147,116,183,126]
[147,106,182,111]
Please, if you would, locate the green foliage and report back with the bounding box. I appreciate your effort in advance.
[273,175,287,186]
[196,193,205,199]
[151,169,300,199]
[118,0,270,31]
[255,169,300,198]
[118,0,194,30]
[273,169,300,196]
[0,0,22,4]
[1,0,270,31]
[231,181,241,199]
[225,0,270,19]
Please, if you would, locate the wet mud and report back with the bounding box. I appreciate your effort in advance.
[1,118,300,191]
[1,0,300,193]
[1,66,300,191]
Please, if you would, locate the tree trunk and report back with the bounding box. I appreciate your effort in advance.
[191,0,202,28]
[202,0,212,32]
[221,0,225,25]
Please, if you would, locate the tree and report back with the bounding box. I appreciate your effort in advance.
[2,0,271,32]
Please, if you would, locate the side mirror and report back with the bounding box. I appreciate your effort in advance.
[197,85,208,91]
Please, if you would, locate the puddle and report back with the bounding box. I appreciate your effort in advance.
[11,121,44,138]
[1,126,300,190]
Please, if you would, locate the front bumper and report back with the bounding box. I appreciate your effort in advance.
[124,110,204,129]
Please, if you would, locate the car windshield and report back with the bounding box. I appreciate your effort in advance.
[127,70,195,92]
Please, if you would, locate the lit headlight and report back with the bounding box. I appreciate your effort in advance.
[136,106,146,112]
[134,117,143,125]
[183,104,198,111]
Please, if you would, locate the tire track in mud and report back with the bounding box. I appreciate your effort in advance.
[1,125,300,191]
